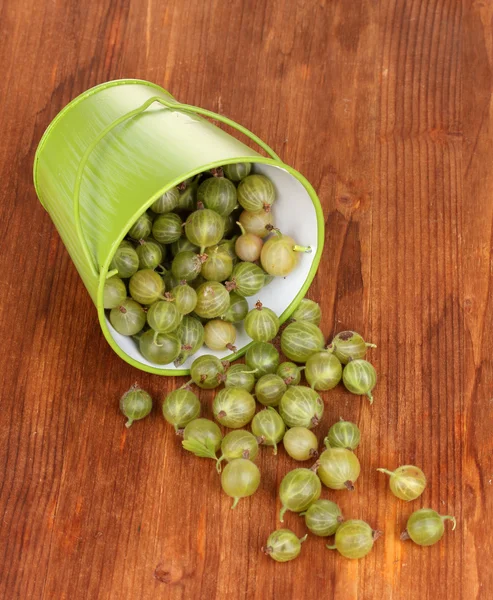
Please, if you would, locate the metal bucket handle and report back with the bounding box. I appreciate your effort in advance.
[73,96,282,279]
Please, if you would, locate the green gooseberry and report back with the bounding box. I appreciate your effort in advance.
[139,330,181,365]
[328,330,377,364]
[263,529,307,563]
[237,174,275,212]
[147,298,182,334]
[261,229,312,277]
[182,418,222,461]
[110,298,146,336]
[204,319,237,352]
[223,162,252,182]
[245,342,280,378]
[283,427,319,461]
[281,321,325,363]
[401,509,456,546]
[226,262,265,297]
[129,269,165,305]
[305,351,342,391]
[279,386,324,429]
[185,208,225,253]
[222,364,257,392]
[325,419,361,451]
[301,499,343,537]
[327,520,382,559]
[279,466,322,522]
[103,276,127,309]
[174,316,205,366]
[201,247,233,282]
[276,362,305,386]
[318,447,361,491]
[189,354,226,389]
[221,458,261,509]
[377,465,427,501]
[212,388,256,429]
[342,359,377,404]
[255,374,286,407]
[244,301,280,342]
[197,177,237,216]
[135,238,164,270]
[110,243,139,278]
[177,178,198,212]
[291,298,322,326]
[221,292,248,323]
[152,213,183,244]
[235,222,264,262]
[251,407,285,455]
[119,385,153,428]
[171,283,198,315]
[215,430,259,473]
[217,238,239,264]
[238,208,273,238]
[195,282,230,319]
[151,187,180,213]
[162,388,201,432]
[171,250,204,282]
[128,212,153,240]
[171,236,199,256]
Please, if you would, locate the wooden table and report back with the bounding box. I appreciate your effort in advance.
[1,1,490,598]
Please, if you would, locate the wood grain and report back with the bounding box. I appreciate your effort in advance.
[0,0,491,598]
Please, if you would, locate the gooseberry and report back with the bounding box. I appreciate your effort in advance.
[226,262,265,297]
[401,509,456,546]
[244,301,280,342]
[238,208,273,238]
[237,174,275,212]
[301,499,343,537]
[204,319,237,352]
[291,299,322,326]
[276,362,305,386]
[327,520,381,559]
[171,236,199,256]
[128,212,152,240]
[195,282,230,319]
[305,351,342,391]
[222,364,256,392]
[325,419,361,451]
[171,283,198,315]
[139,330,181,365]
[245,342,280,378]
[283,427,319,461]
[221,292,248,323]
[342,359,377,404]
[110,298,146,336]
[281,321,325,363]
[177,178,198,212]
[151,187,180,213]
[162,388,201,432]
[119,384,153,427]
[251,407,285,455]
[255,374,286,407]
[223,163,252,181]
[189,354,226,389]
[129,269,165,305]
[147,297,182,334]
[197,177,237,216]
[328,331,376,364]
[171,251,204,282]
[216,430,259,473]
[235,222,263,262]
[279,386,324,429]
[136,238,164,270]
[103,276,127,309]
[221,458,261,509]
[317,447,361,491]
[377,465,427,501]
[201,247,233,282]
[174,316,205,366]
[185,208,224,253]
[182,418,222,461]
[152,212,183,244]
[279,466,322,522]
[262,529,307,563]
[260,229,311,277]
[212,388,256,429]
[110,243,139,278]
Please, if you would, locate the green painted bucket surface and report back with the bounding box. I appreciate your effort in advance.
[33,79,324,375]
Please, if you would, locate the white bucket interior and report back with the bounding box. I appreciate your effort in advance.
[105,163,319,370]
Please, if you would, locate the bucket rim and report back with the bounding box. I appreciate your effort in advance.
[97,156,325,376]
[33,78,175,206]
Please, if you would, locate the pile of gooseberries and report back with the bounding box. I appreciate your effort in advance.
[117,280,456,565]
[104,164,313,367]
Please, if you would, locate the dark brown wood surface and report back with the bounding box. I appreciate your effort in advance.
[1,0,491,598]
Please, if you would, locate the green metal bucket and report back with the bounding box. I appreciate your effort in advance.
[33,79,324,375]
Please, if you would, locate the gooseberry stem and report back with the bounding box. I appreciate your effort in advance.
[279,506,288,522]
[153,331,163,347]
[125,418,133,428]
[366,392,374,405]
[231,497,240,510]
[326,544,337,550]
[442,515,457,530]
[376,468,395,477]
[310,460,321,473]
[215,456,225,474]
[366,342,377,348]
[236,222,247,236]
[292,245,312,254]
[299,534,308,544]
[272,442,278,455]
